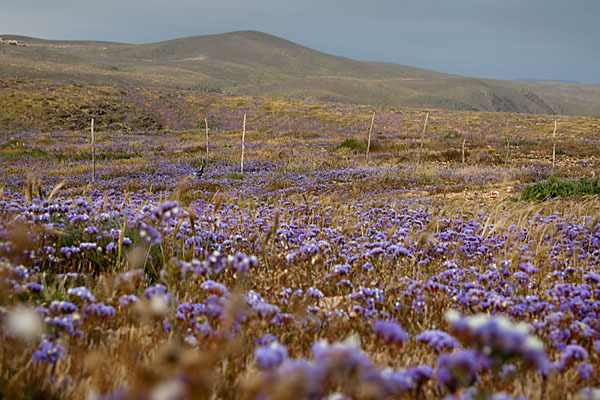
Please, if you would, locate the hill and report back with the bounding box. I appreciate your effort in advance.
[1,31,599,116]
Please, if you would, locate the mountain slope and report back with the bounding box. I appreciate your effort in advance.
[1,31,599,116]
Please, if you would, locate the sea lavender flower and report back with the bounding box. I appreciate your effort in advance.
[227,252,258,274]
[68,287,96,303]
[584,272,600,286]
[184,335,197,347]
[307,287,324,299]
[119,294,139,307]
[311,338,372,374]
[69,214,89,224]
[144,284,168,299]
[372,320,409,346]
[407,365,435,386]
[25,282,43,292]
[84,303,116,318]
[578,362,594,380]
[377,369,415,393]
[554,344,589,370]
[436,349,487,393]
[445,310,549,374]
[518,262,538,275]
[255,341,288,369]
[332,264,352,276]
[84,225,98,235]
[139,222,162,246]
[415,330,460,352]
[79,242,97,251]
[49,301,78,314]
[256,333,278,346]
[153,201,179,222]
[200,280,229,296]
[31,339,62,364]
[499,364,517,381]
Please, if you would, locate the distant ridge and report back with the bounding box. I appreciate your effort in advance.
[1,30,600,116]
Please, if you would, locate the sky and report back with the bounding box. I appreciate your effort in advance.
[2,0,599,83]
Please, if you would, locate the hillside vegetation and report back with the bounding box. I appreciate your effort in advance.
[1,31,600,116]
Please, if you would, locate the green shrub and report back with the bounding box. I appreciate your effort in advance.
[521,176,600,201]
[336,139,365,152]
[228,172,245,180]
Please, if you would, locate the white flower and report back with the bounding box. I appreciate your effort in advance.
[150,379,185,400]
[149,295,169,317]
[4,307,42,342]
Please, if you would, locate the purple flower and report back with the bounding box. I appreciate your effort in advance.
[499,364,517,381]
[68,287,96,303]
[311,340,372,373]
[227,252,258,275]
[84,225,98,234]
[79,242,97,250]
[584,272,600,285]
[436,349,487,393]
[372,320,409,346]
[445,311,548,373]
[144,284,168,299]
[256,333,278,346]
[49,301,78,314]
[555,344,589,370]
[84,303,116,318]
[407,365,434,385]
[153,201,179,222]
[32,339,62,364]
[255,341,288,369]
[119,294,139,307]
[518,262,538,275]
[139,222,162,246]
[578,362,594,380]
[200,280,228,296]
[415,330,459,352]
[307,287,324,299]
[26,283,43,293]
[69,214,89,224]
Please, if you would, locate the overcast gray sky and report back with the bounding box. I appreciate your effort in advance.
[2,0,599,83]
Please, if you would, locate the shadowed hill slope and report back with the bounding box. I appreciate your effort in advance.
[1,31,599,116]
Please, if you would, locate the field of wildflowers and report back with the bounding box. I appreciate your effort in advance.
[1,79,600,399]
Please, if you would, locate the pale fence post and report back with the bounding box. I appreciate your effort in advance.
[205,117,209,163]
[91,118,95,183]
[505,121,510,165]
[366,111,375,162]
[462,137,466,164]
[552,119,557,171]
[417,112,429,165]
[241,113,246,173]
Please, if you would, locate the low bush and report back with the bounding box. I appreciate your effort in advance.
[521,176,600,201]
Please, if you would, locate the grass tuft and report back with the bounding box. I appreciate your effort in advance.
[521,176,600,201]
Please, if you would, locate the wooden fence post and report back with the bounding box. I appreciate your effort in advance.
[205,117,209,163]
[91,118,95,183]
[366,111,375,162]
[505,121,510,165]
[241,114,246,173]
[552,119,557,172]
[418,112,429,165]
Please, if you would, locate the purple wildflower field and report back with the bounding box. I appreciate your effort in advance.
[1,84,600,400]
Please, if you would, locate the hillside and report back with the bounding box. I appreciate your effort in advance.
[1,31,599,116]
